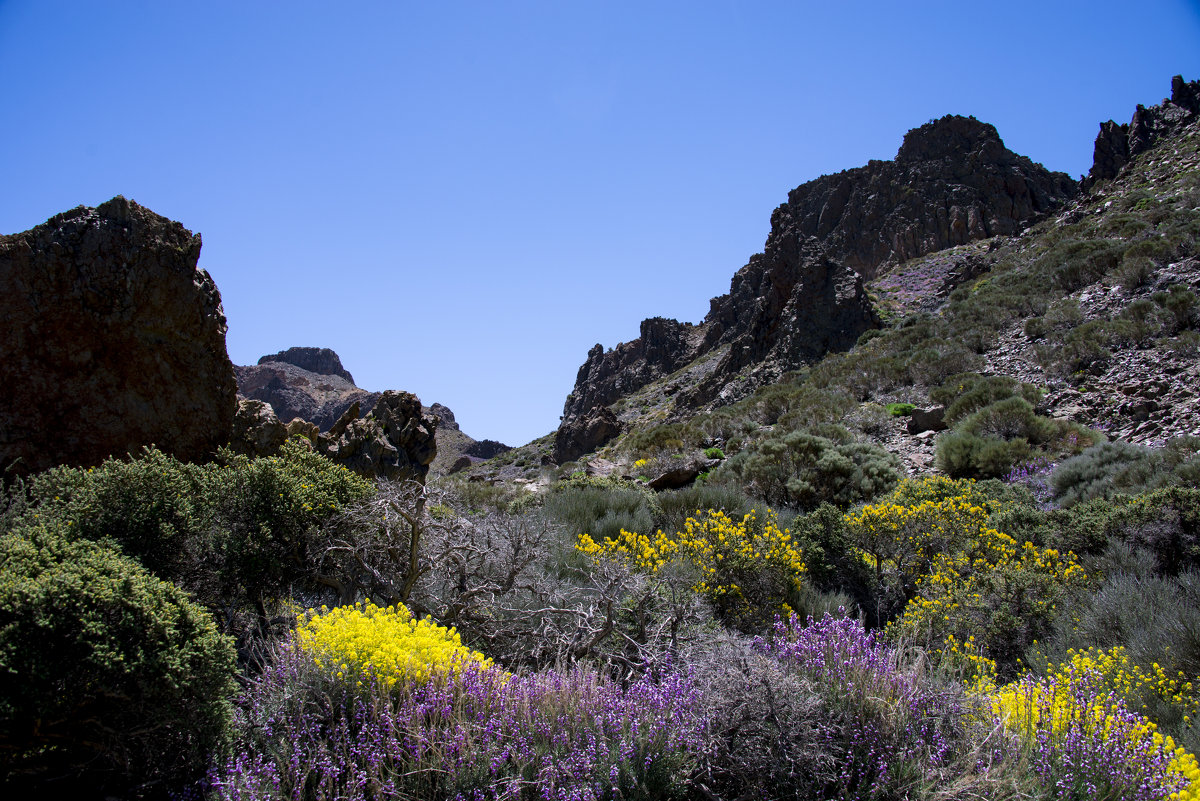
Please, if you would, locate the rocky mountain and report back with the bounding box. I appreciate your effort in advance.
[236,355,378,431]
[555,115,1079,462]
[233,348,509,475]
[0,197,237,477]
[259,346,356,383]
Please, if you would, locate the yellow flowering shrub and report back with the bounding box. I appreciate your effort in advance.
[295,602,492,688]
[1041,647,1199,737]
[577,509,805,628]
[849,478,1088,674]
[990,666,1200,800]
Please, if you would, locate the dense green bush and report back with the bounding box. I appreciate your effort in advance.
[0,526,236,795]
[17,443,373,616]
[713,427,900,512]
[1102,487,1200,574]
[936,396,1097,479]
[931,373,1043,427]
[1051,438,1200,507]
[542,475,660,543]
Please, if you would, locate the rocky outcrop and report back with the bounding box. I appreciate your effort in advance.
[235,359,379,431]
[562,317,700,421]
[320,390,438,481]
[763,115,1076,280]
[229,398,288,457]
[258,346,356,384]
[554,406,622,464]
[1087,76,1200,186]
[0,197,237,477]
[684,237,879,407]
[556,115,1077,455]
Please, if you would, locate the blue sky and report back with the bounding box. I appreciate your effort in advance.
[2,2,1199,446]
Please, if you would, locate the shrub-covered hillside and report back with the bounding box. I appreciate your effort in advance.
[4,78,1200,801]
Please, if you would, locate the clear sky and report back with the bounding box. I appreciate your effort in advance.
[2,2,1199,446]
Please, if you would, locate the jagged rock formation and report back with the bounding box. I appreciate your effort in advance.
[561,318,701,420]
[557,115,1076,455]
[229,398,288,457]
[1087,76,1200,186]
[235,351,506,475]
[762,115,1076,280]
[235,360,379,431]
[320,391,438,482]
[0,197,237,477]
[258,346,356,384]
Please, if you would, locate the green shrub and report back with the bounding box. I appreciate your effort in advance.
[885,402,915,417]
[932,373,1043,427]
[704,446,726,460]
[713,427,901,512]
[543,476,659,543]
[0,527,236,795]
[19,443,374,616]
[1051,439,1200,507]
[1102,487,1200,574]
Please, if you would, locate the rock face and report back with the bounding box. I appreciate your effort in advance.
[229,398,288,457]
[763,115,1076,280]
[234,351,506,476]
[556,115,1076,455]
[235,359,378,431]
[320,390,438,482]
[258,346,355,383]
[561,318,701,421]
[1087,76,1200,185]
[554,406,622,464]
[0,197,237,476]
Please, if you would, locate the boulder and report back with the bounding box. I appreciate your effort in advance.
[319,390,438,482]
[908,406,948,434]
[554,406,622,464]
[0,197,237,477]
[229,398,288,457]
[646,458,718,490]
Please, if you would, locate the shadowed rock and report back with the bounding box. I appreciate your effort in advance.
[0,197,237,477]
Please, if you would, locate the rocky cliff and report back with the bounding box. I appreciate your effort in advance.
[258,346,356,384]
[235,359,379,431]
[1087,75,1200,186]
[0,197,237,477]
[556,116,1077,459]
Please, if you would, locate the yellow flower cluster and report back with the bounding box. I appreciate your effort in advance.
[849,478,1087,665]
[295,602,492,688]
[991,674,1200,800]
[1048,647,1199,732]
[577,509,805,615]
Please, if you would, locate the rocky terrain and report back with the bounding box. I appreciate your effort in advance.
[0,197,237,477]
[234,347,508,475]
[472,76,1200,486]
[0,203,445,484]
[556,115,1079,460]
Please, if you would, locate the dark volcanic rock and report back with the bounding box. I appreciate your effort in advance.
[1087,76,1200,186]
[562,317,700,421]
[235,360,379,431]
[686,236,879,407]
[319,390,438,482]
[259,346,355,383]
[775,115,1076,279]
[554,405,622,464]
[428,403,459,430]
[556,115,1077,455]
[463,439,512,459]
[0,197,237,476]
[229,398,288,457]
